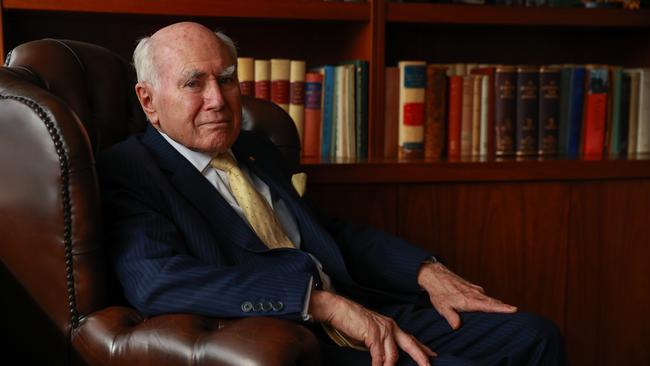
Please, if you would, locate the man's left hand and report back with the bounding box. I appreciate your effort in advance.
[417,262,517,330]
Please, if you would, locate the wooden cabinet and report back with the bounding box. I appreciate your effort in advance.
[2,1,650,365]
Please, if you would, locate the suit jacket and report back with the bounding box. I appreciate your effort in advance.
[98,125,433,321]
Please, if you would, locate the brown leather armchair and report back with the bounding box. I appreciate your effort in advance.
[0,39,319,366]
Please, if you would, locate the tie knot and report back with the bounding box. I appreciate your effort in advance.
[210,153,238,172]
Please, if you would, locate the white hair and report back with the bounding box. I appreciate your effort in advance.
[132,30,238,89]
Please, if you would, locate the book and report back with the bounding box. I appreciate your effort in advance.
[271,58,290,112]
[494,65,516,156]
[627,69,641,155]
[581,65,609,156]
[637,69,650,154]
[471,67,496,157]
[237,57,254,96]
[447,75,463,158]
[289,60,306,141]
[471,74,483,156]
[538,66,560,155]
[516,66,539,156]
[320,65,335,159]
[341,60,369,159]
[303,72,323,158]
[398,61,426,158]
[558,66,573,155]
[254,59,270,100]
[424,65,447,159]
[384,66,399,158]
[566,66,586,158]
[460,75,474,156]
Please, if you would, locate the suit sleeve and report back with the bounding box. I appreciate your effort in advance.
[305,197,434,294]
[99,146,317,321]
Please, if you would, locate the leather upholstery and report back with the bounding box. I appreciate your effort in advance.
[0,39,316,365]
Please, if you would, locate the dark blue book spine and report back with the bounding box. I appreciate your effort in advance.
[538,67,560,155]
[516,66,539,156]
[321,66,335,158]
[558,67,572,155]
[567,67,585,158]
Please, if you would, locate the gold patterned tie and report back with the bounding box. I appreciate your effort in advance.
[210,153,293,249]
[210,153,365,351]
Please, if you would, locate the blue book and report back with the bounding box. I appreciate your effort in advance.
[566,67,585,158]
[558,67,572,155]
[320,65,335,159]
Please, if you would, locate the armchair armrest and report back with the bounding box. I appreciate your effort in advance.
[72,306,320,366]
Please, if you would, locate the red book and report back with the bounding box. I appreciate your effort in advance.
[582,66,609,156]
[447,75,463,158]
[303,72,323,158]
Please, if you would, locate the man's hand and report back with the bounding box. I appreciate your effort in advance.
[309,290,436,366]
[417,262,517,330]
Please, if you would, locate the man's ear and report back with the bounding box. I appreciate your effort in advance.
[135,82,159,126]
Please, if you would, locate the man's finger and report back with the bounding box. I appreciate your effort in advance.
[394,329,432,366]
[369,342,385,366]
[467,295,517,313]
[382,334,399,366]
[437,304,462,330]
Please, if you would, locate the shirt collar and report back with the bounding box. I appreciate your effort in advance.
[158,130,236,174]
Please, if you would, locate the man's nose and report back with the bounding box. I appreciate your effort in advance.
[204,79,225,110]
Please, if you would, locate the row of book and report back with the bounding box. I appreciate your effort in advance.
[390,0,644,9]
[237,57,369,159]
[386,62,650,159]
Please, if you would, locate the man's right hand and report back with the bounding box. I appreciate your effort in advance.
[309,290,436,366]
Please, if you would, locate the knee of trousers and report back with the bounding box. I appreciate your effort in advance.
[510,311,564,345]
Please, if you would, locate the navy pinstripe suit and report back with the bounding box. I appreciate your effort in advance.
[99,126,566,365]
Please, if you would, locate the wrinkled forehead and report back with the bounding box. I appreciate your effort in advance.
[151,32,234,81]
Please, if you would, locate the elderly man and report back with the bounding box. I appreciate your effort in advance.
[99,22,566,366]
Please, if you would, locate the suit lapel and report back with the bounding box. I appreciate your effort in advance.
[141,126,268,253]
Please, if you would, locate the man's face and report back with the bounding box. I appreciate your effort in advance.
[140,26,242,155]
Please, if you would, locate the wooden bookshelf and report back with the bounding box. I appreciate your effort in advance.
[1,2,649,365]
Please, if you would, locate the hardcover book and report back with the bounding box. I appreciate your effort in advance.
[516,66,540,156]
[398,61,426,158]
[538,66,560,155]
[494,66,516,156]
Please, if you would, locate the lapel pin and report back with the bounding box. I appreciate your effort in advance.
[248,156,255,162]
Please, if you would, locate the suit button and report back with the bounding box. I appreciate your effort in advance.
[271,301,284,311]
[254,302,264,312]
[241,301,253,313]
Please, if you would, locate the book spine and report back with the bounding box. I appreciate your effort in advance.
[567,67,585,158]
[289,60,306,141]
[538,66,560,155]
[447,75,463,158]
[254,60,270,100]
[479,75,489,156]
[637,69,650,154]
[617,71,631,155]
[608,67,623,155]
[398,61,426,158]
[271,58,290,112]
[460,75,474,156]
[516,66,539,156]
[321,66,335,158]
[303,72,323,158]
[237,57,254,96]
[471,74,482,156]
[384,67,399,158]
[627,70,640,155]
[424,65,447,159]
[494,66,516,156]
[558,67,572,155]
[354,61,369,159]
[581,66,609,156]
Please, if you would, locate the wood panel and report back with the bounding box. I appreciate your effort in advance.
[397,182,569,330]
[566,180,650,366]
[307,183,397,236]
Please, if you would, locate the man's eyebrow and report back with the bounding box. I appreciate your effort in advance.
[219,65,236,78]
[181,69,206,81]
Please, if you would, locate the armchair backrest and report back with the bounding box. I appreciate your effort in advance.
[0,39,302,364]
